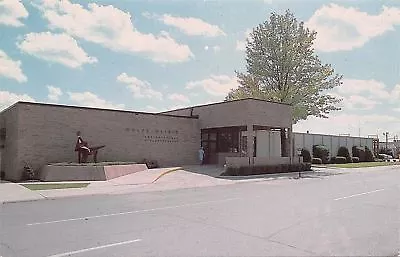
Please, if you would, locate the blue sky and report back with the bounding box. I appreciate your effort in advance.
[1,0,400,141]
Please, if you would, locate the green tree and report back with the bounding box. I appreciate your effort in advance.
[227,9,343,123]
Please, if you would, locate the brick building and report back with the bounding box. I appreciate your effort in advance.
[0,98,293,181]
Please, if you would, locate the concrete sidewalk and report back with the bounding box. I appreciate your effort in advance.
[1,166,333,203]
[0,181,44,203]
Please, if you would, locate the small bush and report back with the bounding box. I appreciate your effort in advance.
[335,156,347,164]
[312,145,330,164]
[238,166,252,176]
[301,149,312,163]
[23,162,37,181]
[281,164,289,173]
[352,157,360,163]
[330,156,336,164]
[252,166,264,175]
[142,159,159,169]
[289,164,299,172]
[312,158,323,164]
[303,162,312,171]
[337,146,351,163]
[352,146,366,162]
[365,146,374,162]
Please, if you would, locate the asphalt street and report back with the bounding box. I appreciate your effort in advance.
[1,166,400,257]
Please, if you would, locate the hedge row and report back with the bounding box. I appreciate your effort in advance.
[221,163,312,176]
[301,145,375,164]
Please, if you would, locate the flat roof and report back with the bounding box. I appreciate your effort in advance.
[159,97,291,114]
[293,131,372,140]
[1,101,198,119]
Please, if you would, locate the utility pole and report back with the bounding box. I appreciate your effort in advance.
[383,132,389,152]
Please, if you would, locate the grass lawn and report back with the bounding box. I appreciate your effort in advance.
[329,162,400,168]
[22,183,89,191]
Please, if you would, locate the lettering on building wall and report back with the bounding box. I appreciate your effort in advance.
[125,128,180,143]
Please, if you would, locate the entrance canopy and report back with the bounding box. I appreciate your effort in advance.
[163,98,293,166]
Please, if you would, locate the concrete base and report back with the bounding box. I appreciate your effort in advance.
[40,163,148,182]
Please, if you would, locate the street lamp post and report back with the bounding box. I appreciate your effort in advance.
[297,148,302,179]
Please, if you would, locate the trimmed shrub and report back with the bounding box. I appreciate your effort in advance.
[312,145,329,164]
[352,157,360,163]
[335,156,347,164]
[142,159,159,169]
[352,146,366,162]
[239,166,252,176]
[312,158,323,164]
[281,164,289,173]
[220,163,311,176]
[301,149,312,163]
[303,162,312,171]
[365,146,374,162]
[252,166,264,175]
[337,146,351,163]
[289,164,300,172]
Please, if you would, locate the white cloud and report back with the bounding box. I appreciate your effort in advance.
[0,91,35,111]
[212,45,221,52]
[47,85,62,102]
[17,32,98,68]
[0,0,28,27]
[236,29,252,51]
[391,84,400,102]
[145,13,225,37]
[337,79,391,100]
[204,45,221,53]
[68,91,125,110]
[345,95,378,110]
[306,4,400,52]
[0,49,27,83]
[334,79,400,107]
[186,75,239,96]
[36,1,193,63]
[117,73,163,100]
[294,113,400,141]
[143,105,159,113]
[168,93,190,103]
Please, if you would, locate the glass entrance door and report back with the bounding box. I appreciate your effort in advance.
[201,130,217,164]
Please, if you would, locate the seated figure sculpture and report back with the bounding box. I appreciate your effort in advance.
[74,131,105,163]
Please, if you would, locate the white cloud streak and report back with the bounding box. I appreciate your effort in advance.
[17,32,98,68]
[0,49,27,83]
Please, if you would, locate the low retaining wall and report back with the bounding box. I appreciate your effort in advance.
[40,163,148,182]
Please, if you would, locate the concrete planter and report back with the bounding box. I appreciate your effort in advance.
[40,164,148,182]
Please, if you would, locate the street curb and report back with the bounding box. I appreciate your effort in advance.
[152,167,183,183]
[217,171,316,180]
[1,196,46,204]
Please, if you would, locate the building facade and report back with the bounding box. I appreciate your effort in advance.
[0,98,293,181]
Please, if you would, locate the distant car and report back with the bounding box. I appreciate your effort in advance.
[378,154,395,162]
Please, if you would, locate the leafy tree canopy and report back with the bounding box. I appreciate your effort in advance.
[226,10,343,123]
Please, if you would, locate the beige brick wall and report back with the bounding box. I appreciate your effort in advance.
[8,103,200,181]
[0,104,20,181]
[163,99,292,129]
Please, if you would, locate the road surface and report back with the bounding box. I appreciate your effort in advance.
[1,166,399,256]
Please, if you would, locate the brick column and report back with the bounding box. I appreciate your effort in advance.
[288,127,293,164]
